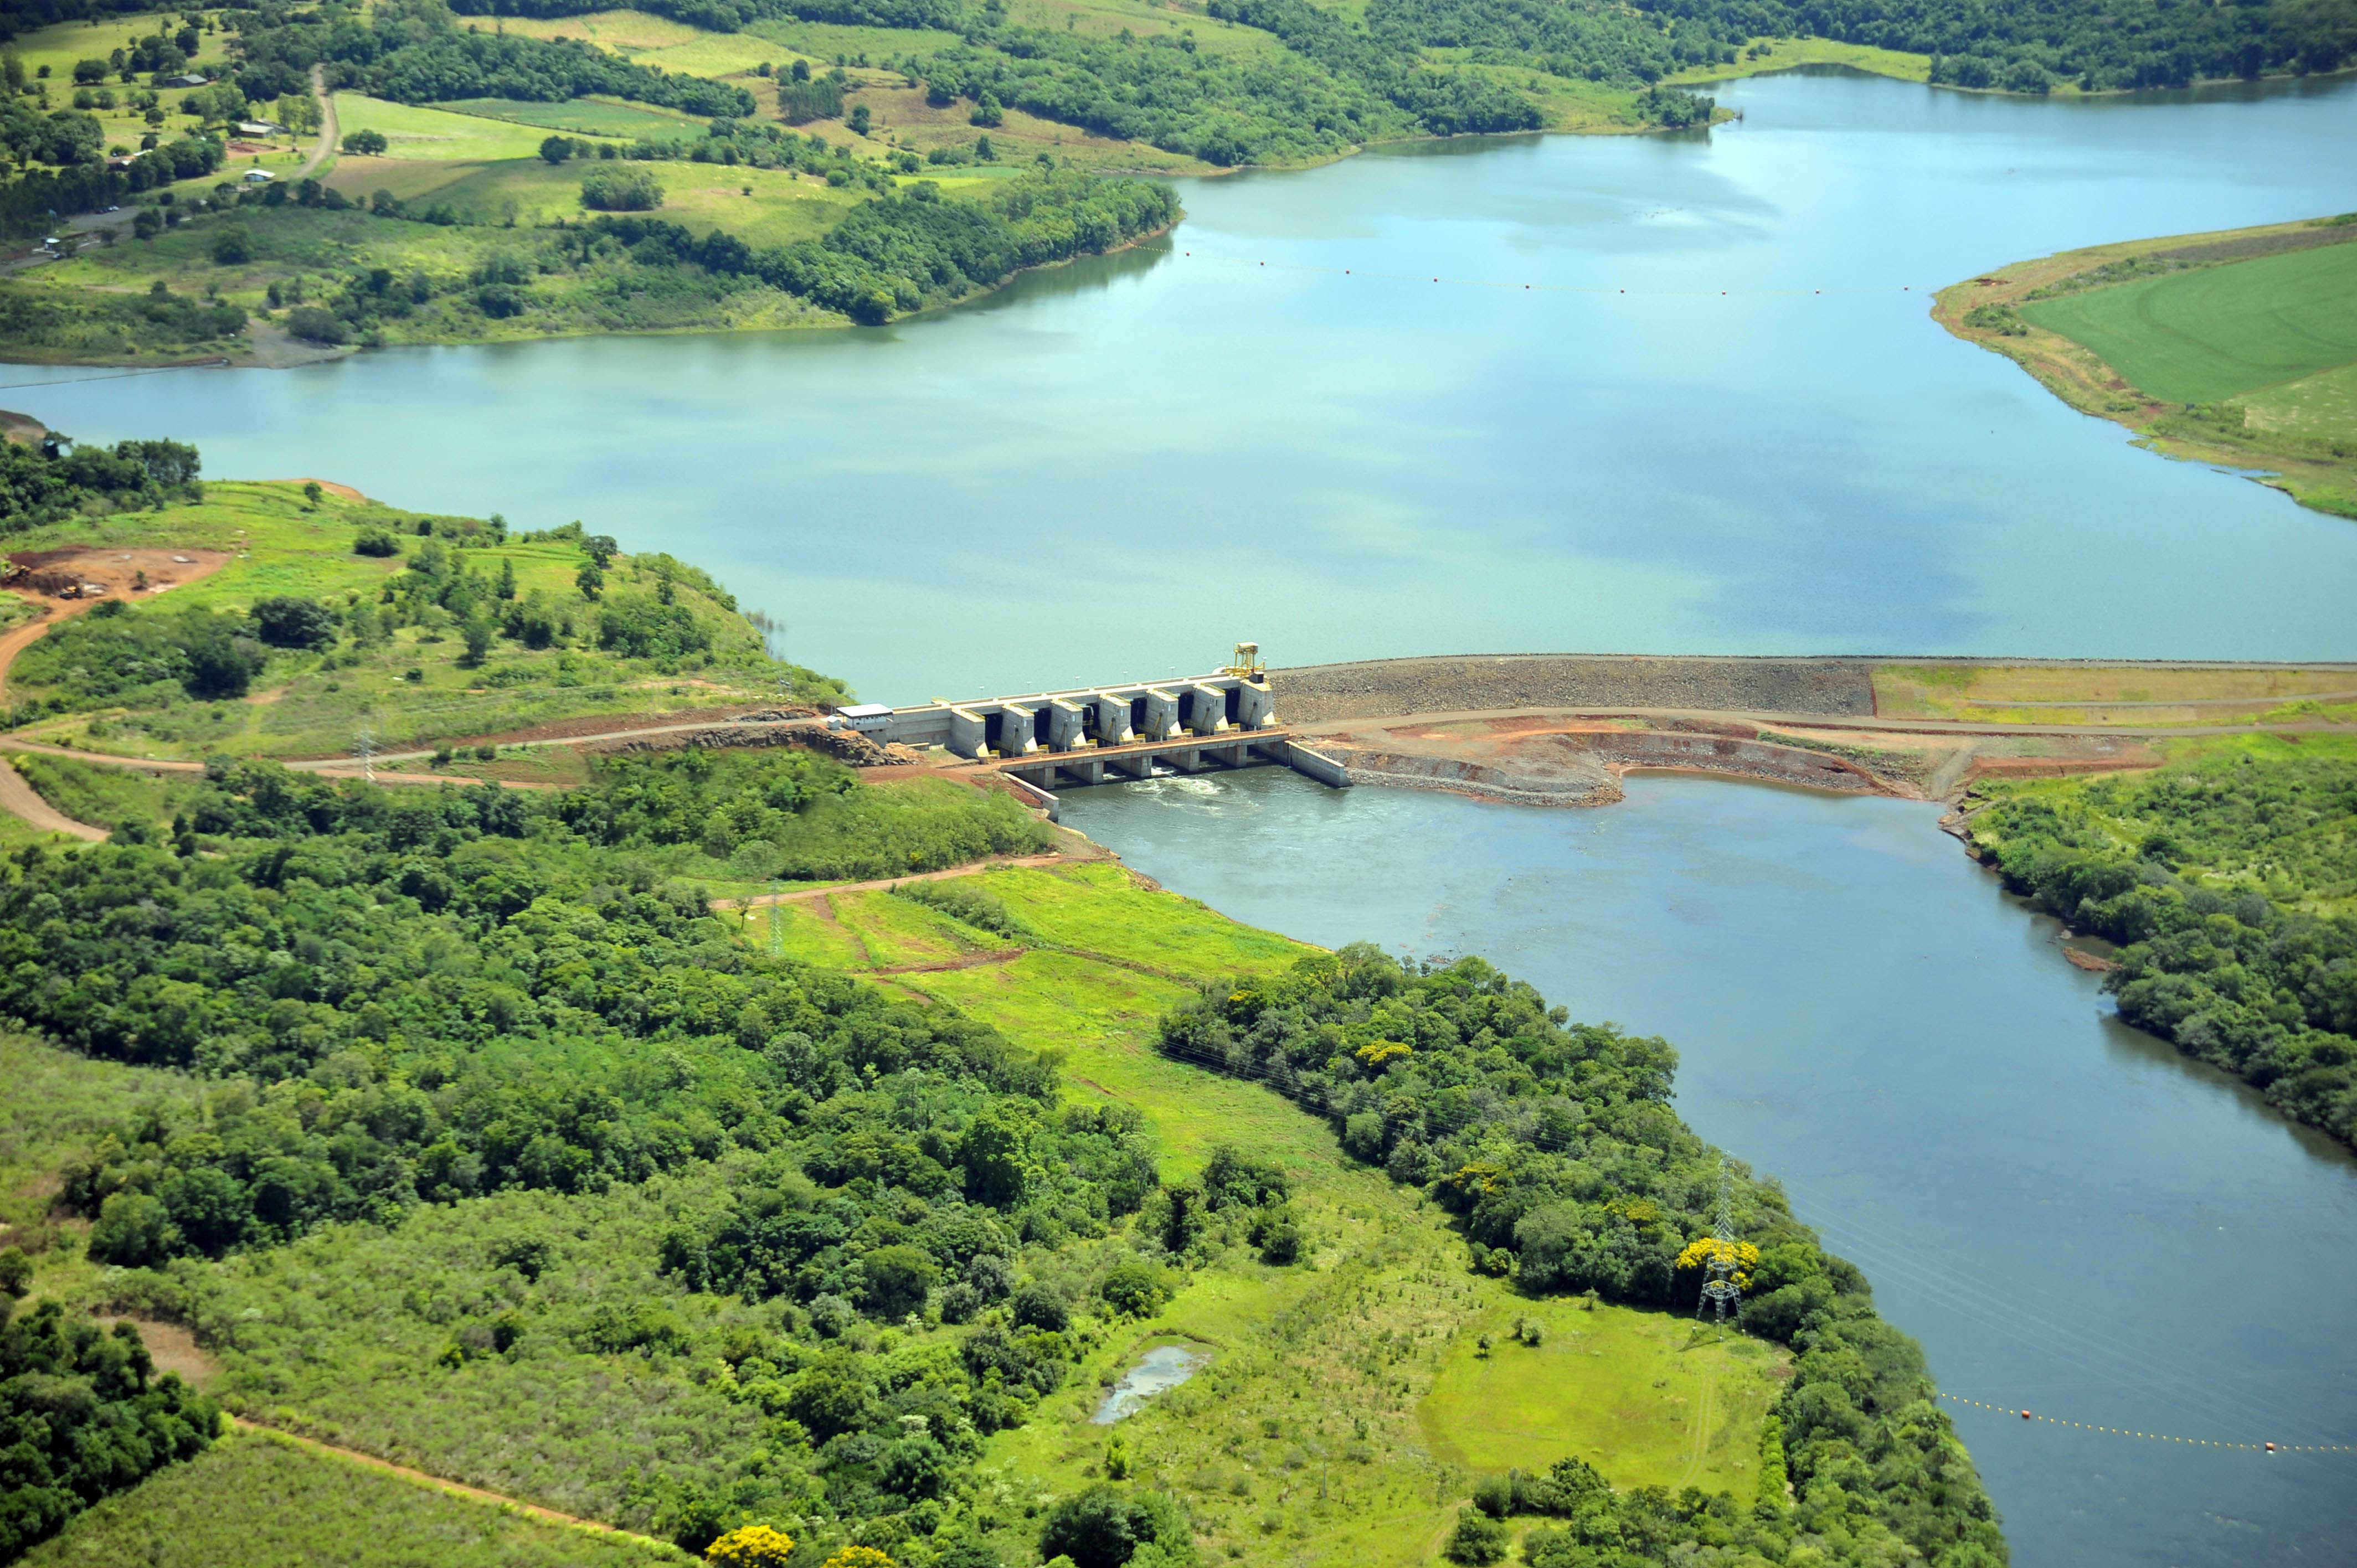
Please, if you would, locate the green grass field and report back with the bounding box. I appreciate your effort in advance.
[430,95,711,141]
[18,1428,686,1568]
[2020,239,2357,408]
[336,94,616,163]
[2,11,234,90]
[1418,1299,1785,1499]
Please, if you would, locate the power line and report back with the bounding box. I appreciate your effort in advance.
[1175,247,1922,300]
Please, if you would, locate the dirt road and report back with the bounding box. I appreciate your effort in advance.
[224,1417,680,1554]
[296,67,337,179]
[0,758,103,840]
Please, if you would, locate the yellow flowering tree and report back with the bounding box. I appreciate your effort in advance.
[1674,1236,1760,1292]
[821,1548,897,1568]
[706,1525,796,1567]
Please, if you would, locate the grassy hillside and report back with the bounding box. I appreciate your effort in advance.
[1937,216,2357,519]
[0,477,845,760]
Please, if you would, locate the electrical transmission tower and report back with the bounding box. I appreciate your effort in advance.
[1696,1156,1743,1323]
[353,717,376,783]
[770,880,784,957]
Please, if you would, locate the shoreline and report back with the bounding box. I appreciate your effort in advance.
[1932,214,2357,519]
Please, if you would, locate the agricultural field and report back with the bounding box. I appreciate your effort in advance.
[1938,217,2357,518]
[335,94,604,164]
[430,94,713,141]
[2019,238,2357,408]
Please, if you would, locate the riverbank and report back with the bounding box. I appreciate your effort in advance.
[1933,214,2357,519]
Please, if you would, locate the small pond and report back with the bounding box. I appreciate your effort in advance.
[1091,1344,1210,1425]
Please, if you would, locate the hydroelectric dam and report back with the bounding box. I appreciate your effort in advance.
[852,648,1349,818]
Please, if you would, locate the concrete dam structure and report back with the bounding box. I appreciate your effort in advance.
[885,671,1279,757]
[877,667,1349,817]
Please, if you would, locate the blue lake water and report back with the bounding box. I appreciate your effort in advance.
[1060,770,2357,1568]
[7,70,2357,699]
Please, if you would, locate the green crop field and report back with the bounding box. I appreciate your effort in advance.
[2020,239,2357,409]
[334,95,607,163]
[430,95,711,141]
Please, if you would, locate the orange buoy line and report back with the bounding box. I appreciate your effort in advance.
[1938,1395,2355,1453]
[1172,249,1923,298]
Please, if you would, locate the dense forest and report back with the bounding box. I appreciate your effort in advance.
[1159,950,2008,1568]
[1964,751,2357,1148]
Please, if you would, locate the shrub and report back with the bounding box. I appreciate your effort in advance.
[1098,1259,1171,1318]
[250,595,336,650]
[343,127,388,154]
[706,1524,796,1566]
[580,167,663,212]
[1037,1484,1190,1568]
[1443,1506,1507,1565]
[284,305,347,344]
[209,225,251,264]
[354,527,402,556]
[1009,1282,1068,1331]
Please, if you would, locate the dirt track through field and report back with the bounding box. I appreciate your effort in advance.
[223,1416,678,1554]
[0,758,102,840]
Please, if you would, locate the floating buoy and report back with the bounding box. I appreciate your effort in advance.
[2266,1442,2277,1452]
[2020,1410,2032,1420]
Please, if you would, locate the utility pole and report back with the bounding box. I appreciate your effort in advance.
[1696,1156,1742,1325]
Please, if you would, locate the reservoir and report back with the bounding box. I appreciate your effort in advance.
[1059,771,2357,1568]
[8,71,2357,696]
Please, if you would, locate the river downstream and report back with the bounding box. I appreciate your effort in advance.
[1061,770,2357,1568]
[8,71,2357,696]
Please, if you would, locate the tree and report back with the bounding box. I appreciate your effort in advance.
[354,527,401,557]
[0,1246,30,1296]
[538,133,575,164]
[1444,1508,1507,1565]
[962,1112,1026,1206]
[970,90,1003,127]
[848,102,871,135]
[302,480,323,508]
[1037,1485,1189,1568]
[784,1354,871,1440]
[342,127,388,154]
[857,1243,937,1319]
[580,166,662,211]
[284,305,347,344]
[1098,1258,1170,1317]
[575,562,604,600]
[251,595,337,649]
[73,58,107,86]
[209,225,251,265]
[89,1191,179,1266]
[460,606,497,664]
[496,556,516,600]
[706,1525,796,1567]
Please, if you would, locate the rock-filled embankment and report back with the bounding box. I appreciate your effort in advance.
[1270,654,1879,725]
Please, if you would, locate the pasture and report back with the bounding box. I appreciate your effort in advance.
[2020,238,2357,408]
[430,94,711,141]
[333,94,605,163]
